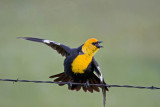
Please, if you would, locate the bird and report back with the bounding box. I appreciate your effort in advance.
[18,37,109,107]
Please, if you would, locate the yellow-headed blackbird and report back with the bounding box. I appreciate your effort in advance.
[18,37,108,107]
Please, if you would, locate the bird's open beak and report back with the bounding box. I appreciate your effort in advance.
[96,41,103,48]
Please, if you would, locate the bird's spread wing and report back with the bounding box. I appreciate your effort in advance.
[18,37,71,57]
[92,58,108,107]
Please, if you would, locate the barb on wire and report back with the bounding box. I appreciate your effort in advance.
[0,79,160,90]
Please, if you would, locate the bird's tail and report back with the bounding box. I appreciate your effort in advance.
[49,72,71,86]
[102,85,107,107]
[49,73,108,93]
[101,81,108,107]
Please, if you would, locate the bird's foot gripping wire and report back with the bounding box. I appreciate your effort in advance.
[67,80,73,87]
[84,80,90,88]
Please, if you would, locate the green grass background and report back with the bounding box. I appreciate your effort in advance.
[0,0,160,107]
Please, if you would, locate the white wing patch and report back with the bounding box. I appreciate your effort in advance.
[43,40,61,45]
[97,66,103,82]
[43,40,50,43]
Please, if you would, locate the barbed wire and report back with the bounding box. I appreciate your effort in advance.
[0,78,160,90]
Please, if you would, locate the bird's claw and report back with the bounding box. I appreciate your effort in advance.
[84,81,90,88]
[68,80,72,87]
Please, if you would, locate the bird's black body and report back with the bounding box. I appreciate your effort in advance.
[50,45,103,92]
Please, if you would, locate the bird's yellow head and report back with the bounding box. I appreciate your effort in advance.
[82,38,103,56]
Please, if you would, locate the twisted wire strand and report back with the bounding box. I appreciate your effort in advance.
[0,79,160,90]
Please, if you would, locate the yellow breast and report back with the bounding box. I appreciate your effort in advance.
[71,54,92,74]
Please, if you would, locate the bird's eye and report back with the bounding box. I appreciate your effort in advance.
[92,42,97,45]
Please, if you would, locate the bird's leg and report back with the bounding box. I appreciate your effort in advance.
[84,80,90,88]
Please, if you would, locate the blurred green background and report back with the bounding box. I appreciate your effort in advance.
[0,0,160,107]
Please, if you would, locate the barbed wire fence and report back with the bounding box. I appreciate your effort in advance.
[0,78,160,90]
